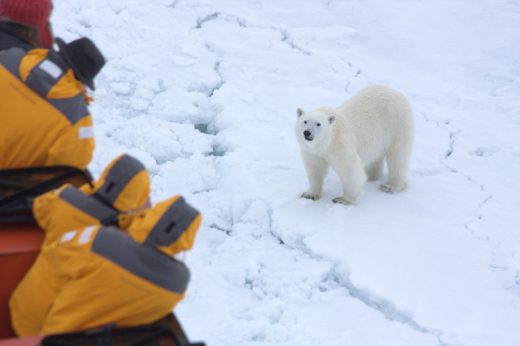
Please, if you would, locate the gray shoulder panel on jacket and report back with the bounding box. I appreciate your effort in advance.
[91,226,190,294]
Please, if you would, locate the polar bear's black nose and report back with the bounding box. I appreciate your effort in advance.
[304,130,311,138]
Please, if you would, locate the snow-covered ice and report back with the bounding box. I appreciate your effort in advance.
[53,1,520,345]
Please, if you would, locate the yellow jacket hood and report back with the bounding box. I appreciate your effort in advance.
[122,196,202,256]
[84,154,151,212]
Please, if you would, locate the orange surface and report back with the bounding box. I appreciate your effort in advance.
[0,223,44,340]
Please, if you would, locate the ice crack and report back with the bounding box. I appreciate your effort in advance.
[419,113,493,246]
[464,193,493,241]
[159,0,180,9]
[209,61,224,98]
[325,264,459,346]
[264,225,459,346]
[276,233,460,346]
[194,12,220,29]
[209,223,231,236]
[444,130,458,159]
[279,28,311,56]
[188,44,228,158]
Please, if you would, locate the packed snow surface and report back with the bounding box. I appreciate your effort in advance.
[53,1,520,345]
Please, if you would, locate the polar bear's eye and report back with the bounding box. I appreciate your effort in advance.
[317,123,321,127]
[303,121,308,124]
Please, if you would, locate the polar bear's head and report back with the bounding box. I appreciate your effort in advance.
[295,108,336,151]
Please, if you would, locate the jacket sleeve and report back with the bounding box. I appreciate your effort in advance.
[45,115,95,170]
[32,184,86,246]
[33,186,67,243]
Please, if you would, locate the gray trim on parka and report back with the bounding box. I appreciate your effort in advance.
[59,186,117,222]
[0,47,90,125]
[91,226,190,294]
[144,196,199,248]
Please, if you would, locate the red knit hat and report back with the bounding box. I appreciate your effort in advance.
[0,0,53,48]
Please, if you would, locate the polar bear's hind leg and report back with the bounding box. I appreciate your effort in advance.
[380,140,411,193]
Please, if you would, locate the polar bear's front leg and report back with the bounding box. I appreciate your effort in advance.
[330,152,367,205]
[301,151,328,200]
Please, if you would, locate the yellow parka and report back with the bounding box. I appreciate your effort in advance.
[33,153,151,246]
[9,154,151,336]
[0,47,95,169]
[10,197,201,336]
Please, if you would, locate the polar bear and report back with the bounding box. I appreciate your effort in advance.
[295,85,413,204]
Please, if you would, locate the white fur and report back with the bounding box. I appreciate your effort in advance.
[295,85,414,204]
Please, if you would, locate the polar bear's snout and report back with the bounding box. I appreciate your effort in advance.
[302,121,321,141]
[303,130,313,141]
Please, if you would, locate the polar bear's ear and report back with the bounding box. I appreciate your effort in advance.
[328,116,336,124]
[296,108,304,117]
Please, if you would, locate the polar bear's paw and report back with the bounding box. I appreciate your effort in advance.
[301,192,320,200]
[380,183,406,194]
[332,196,353,205]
